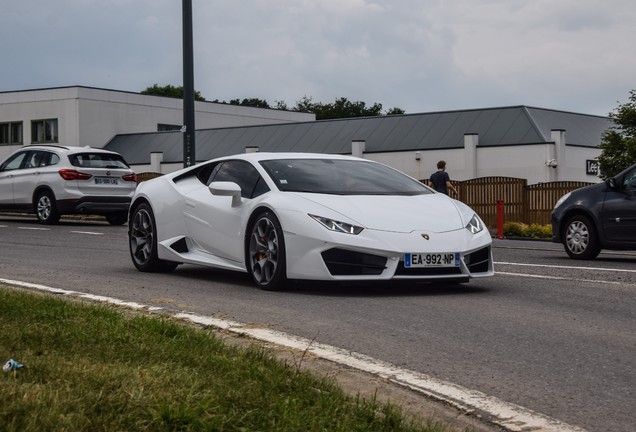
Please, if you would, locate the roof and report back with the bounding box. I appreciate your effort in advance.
[105,105,614,165]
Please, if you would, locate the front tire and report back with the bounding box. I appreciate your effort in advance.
[35,191,60,224]
[563,214,601,260]
[246,211,287,290]
[129,203,178,272]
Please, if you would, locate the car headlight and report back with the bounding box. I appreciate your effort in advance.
[465,214,484,234]
[553,192,571,210]
[309,214,364,235]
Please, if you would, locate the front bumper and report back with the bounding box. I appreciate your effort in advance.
[284,224,494,282]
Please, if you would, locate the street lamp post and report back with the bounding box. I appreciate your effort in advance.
[182,0,195,167]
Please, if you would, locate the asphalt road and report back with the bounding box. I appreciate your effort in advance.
[1,215,634,432]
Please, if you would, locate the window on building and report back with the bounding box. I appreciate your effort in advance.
[0,121,23,145]
[31,119,58,143]
[158,123,182,132]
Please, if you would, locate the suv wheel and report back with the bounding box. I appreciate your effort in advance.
[563,215,600,259]
[105,212,128,226]
[35,191,61,224]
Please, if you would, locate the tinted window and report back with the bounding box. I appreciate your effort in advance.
[41,152,60,167]
[0,152,28,171]
[22,150,57,168]
[624,168,636,190]
[69,153,129,169]
[24,151,39,169]
[209,160,269,199]
[260,159,431,195]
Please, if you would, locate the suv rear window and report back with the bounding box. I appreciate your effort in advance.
[69,153,130,169]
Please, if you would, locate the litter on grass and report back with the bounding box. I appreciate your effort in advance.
[3,359,25,372]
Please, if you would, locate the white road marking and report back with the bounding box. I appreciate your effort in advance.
[0,277,588,432]
[4,225,103,235]
[496,261,636,274]
[496,271,622,285]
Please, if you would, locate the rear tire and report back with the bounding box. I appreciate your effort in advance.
[563,214,601,260]
[106,212,128,226]
[129,203,178,272]
[246,211,287,290]
[35,191,60,224]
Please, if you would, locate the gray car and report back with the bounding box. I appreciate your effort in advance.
[551,162,636,259]
[0,145,137,224]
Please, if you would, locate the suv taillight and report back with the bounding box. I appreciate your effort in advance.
[58,169,92,181]
[122,173,137,182]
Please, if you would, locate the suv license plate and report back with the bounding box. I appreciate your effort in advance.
[95,177,119,185]
[404,252,460,268]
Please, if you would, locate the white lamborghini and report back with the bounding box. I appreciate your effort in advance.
[128,153,494,290]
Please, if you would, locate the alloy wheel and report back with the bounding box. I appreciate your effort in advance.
[249,216,280,286]
[130,208,153,266]
[37,195,52,221]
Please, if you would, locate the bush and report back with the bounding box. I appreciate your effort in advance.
[503,222,551,239]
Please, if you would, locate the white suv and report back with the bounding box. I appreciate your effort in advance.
[0,145,137,225]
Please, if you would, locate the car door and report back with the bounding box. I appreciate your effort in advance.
[11,150,46,205]
[602,166,636,243]
[184,160,265,263]
[0,151,29,206]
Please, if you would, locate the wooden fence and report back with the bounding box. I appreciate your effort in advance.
[136,171,592,228]
[136,172,164,183]
[453,177,594,227]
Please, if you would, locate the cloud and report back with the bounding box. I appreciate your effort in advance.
[0,0,633,115]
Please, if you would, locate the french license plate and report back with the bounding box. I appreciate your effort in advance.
[404,252,460,268]
[95,177,118,185]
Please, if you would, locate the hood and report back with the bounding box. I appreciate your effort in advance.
[298,193,464,233]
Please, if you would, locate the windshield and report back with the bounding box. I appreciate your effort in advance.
[260,159,431,195]
[69,153,130,169]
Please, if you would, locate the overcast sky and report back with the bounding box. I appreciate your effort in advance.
[1,0,634,116]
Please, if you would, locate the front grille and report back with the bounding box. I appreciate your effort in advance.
[321,248,387,276]
[465,246,491,273]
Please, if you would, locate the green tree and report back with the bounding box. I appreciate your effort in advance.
[597,90,636,178]
[228,98,271,108]
[141,84,206,101]
[291,96,404,120]
[144,86,406,119]
[385,107,406,115]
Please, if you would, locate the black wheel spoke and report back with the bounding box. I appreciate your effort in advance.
[248,213,285,289]
[131,209,154,265]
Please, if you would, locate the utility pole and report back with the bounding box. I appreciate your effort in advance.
[182,0,195,167]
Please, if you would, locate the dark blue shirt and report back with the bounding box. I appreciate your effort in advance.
[430,170,450,194]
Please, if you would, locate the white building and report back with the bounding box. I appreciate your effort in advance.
[1,86,613,184]
[0,86,314,160]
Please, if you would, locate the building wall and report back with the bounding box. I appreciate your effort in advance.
[141,142,602,185]
[1,87,604,184]
[358,144,599,184]
[0,86,314,160]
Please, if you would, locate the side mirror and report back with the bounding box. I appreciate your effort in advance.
[606,177,618,190]
[209,181,242,206]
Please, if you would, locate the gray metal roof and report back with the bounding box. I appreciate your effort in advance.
[105,105,614,165]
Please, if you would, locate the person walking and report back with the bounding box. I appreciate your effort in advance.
[428,160,458,196]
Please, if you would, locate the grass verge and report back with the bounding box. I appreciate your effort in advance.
[0,287,453,432]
